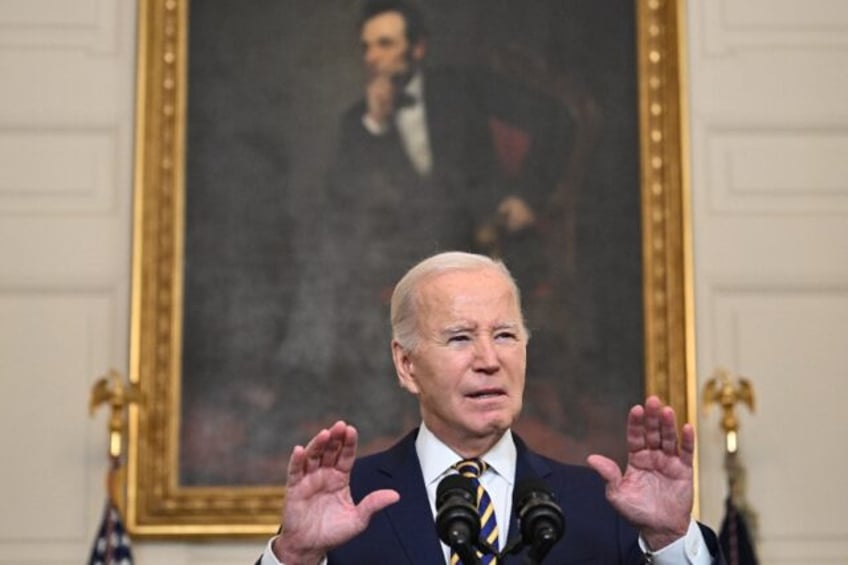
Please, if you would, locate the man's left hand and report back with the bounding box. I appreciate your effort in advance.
[497,196,536,233]
[587,395,694,550]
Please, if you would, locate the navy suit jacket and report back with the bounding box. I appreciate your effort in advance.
[324,430,721,564]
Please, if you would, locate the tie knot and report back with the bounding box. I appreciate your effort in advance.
[455,458,487,478]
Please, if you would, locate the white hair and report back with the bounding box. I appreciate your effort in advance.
[389,251,527,351]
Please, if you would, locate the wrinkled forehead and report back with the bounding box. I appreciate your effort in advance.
[416,268,521,316]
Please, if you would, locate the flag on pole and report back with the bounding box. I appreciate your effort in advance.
[88,498,134,565]
[719,496,758,565]
[88,371,138,564]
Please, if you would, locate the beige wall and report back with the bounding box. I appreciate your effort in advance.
[0,1,140,563]
[0,1,846,563]
[688,1,848,562]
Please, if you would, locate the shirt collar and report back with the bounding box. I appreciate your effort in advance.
[415,422,517,488]
[404,71,424,102]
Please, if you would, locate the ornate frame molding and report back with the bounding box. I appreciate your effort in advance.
[127,0,693,536]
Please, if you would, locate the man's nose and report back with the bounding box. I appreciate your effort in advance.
[363,46,379,66]
[473,338,499,372]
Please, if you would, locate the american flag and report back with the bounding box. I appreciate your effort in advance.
[719,496,759,565]
[88,500,134,565]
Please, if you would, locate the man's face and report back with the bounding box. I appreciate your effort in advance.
[360,11,425,80]
[392,267,527,456]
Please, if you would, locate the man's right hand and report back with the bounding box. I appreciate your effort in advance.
[272,421,400,565]
[365,74,397,129]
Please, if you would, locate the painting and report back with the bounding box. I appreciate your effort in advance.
[127,0,693,536]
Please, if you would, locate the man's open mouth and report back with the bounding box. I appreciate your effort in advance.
[466,389,505,399]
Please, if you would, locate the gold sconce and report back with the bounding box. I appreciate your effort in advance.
[89,369,142,511]
[703,367,758,542]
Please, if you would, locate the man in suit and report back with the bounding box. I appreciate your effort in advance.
[258,251,721,564]
[323,1,572,448]
[329,0,558,259]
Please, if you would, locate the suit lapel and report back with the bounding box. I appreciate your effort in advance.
[500,435,556,563]
[377,431,445,564]
[364,432,558,564]
[423,70,464,177]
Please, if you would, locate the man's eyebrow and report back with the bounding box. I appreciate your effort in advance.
[439,322,476,336]
[441,324,474,335]
[440,322,520,335]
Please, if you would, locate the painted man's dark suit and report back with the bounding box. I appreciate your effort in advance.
[327,66,501,278]
[322,68,573,444]
[325,430,723,564]
[321,67,503,442]
[328,65,571,264]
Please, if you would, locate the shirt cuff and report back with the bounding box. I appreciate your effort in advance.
[639,519,711,565]
[362,114,389,135]
[260,536,329,565]
[260,537,283,565]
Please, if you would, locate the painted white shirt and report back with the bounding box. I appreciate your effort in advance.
[362,71,432,176]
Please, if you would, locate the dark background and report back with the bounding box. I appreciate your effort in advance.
[180,0,643,486]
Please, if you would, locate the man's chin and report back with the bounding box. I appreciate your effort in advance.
[367,68,409,81]
[469,415,515,439]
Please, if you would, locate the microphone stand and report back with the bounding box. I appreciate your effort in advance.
[496,535,557,565]
[453,541,480,565]
[450,536,498,565]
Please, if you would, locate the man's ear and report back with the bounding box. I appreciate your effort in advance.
[411,40,426,63]
[392,339,419,394]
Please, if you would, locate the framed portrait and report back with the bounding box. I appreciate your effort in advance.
[127,0,693,536]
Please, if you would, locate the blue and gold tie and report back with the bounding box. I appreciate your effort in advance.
[450,459,498,565]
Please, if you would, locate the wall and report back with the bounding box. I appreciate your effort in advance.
[688,1,848,563]
[0,1,140,563]
[0,1,846,563]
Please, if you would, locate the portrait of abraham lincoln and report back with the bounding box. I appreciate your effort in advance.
[178,0,644,487]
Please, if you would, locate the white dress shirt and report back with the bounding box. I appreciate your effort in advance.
[416,422,515,561]
[361,71,433,176]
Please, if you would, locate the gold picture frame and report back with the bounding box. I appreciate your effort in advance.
[127,0,693,537]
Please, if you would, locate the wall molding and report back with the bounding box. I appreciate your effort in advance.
[695,123,848,215]
[699,0,848,55]
[0,0,118,53]
[0,126,118,215]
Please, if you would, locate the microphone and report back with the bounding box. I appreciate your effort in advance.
[513,479,565,564]
[435,475,481,565]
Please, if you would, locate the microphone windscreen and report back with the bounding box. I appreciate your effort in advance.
[513,478,554,508]
[435,474,481,550]
[513,477,566,550]
[437,474,476,508]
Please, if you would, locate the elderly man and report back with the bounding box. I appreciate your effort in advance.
[259,252,720,564]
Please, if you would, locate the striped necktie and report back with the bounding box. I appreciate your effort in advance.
[450,459,498,565]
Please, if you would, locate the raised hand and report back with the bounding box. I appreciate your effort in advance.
[497,196,536,233]
[586,396,694,550]
[272,421,400,565]
[365,74,397,128]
